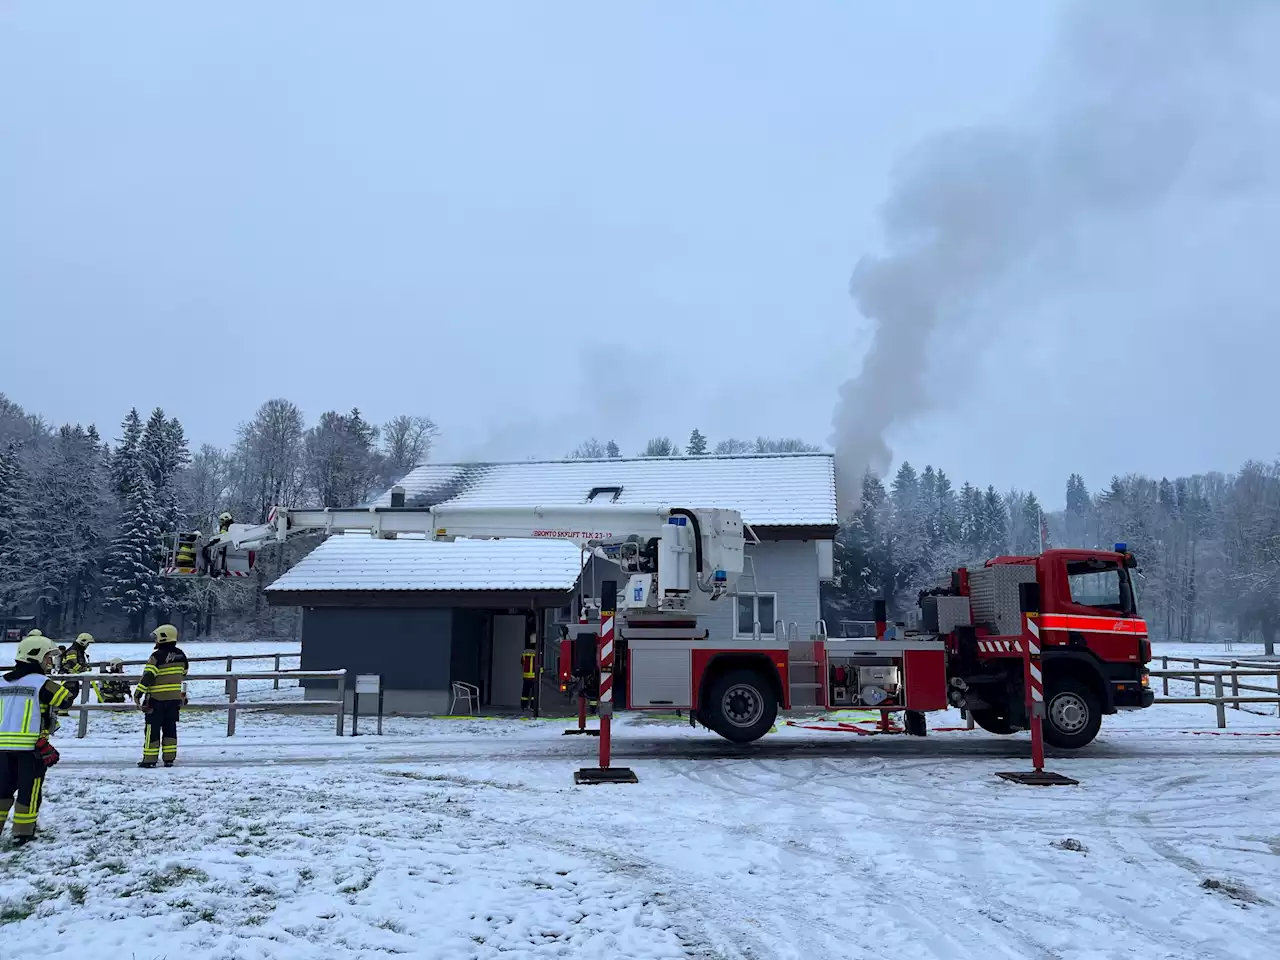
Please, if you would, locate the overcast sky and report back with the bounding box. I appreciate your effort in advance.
[3,2,1277,507]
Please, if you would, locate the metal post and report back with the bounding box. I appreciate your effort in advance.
[1194,659,1201,697]
[227,677,238,736]
[351,681,360,737]
[574,580,636,784]
[335,672,345,736]
[1024,616,1046,771]
[274,654,281,690]
[598,607,613,767]
[225,655,233,696]
[1275,672,1280,718]
[76,680,90,739]
[1214,674,1226,729]
[1231,661,1240,710]
[578,693,587,732]
[1162,657,1169,696]
[377,681,384,736]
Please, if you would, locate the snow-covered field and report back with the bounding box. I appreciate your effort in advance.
[2,686,1278,960]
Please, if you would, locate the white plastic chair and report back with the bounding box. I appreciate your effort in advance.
[450,681,479,716]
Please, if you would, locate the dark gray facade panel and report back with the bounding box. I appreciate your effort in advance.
[300,606,453,691]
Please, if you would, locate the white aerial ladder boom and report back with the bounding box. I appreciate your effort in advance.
[167,498,749,617]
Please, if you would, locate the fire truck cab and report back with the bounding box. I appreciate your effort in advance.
[930,545,1152,748]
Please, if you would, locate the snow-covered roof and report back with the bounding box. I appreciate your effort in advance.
[265,536,585,593]
[375,453,837,528]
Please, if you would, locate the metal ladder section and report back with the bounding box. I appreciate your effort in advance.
[788,621,827,709]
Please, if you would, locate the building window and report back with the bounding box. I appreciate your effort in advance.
[736,593,777,638]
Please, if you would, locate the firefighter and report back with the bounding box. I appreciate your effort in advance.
[133,624,189,769]
[93,658,132,704]
[173,531,200,572]
[218,512,233,535]
[520,638,537,712]
[60,632,94,710]
[1,634,69,844]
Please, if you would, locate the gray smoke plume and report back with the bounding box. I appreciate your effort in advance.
[832,0,1279,512]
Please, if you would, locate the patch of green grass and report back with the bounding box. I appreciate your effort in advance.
[0,903,34,925]
[67,883,87,906]
[297,867,315,883]
[374,918,405,934]
[245,914,267,926]
[248,824,268,837]
[170,898,193,909]
[146,864,209,893]
[247,884,274,897]
[339,875,372,894]
[197,907,217,923]
[100,858,128,875]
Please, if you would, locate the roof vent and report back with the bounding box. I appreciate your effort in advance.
[587,485,623,503]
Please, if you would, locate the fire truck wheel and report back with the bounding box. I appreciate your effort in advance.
[1044,677,1102,749]
[969,709,1015,735]
[706,668,778,743]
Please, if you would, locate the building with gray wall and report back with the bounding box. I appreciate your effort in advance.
[265,453,838,715]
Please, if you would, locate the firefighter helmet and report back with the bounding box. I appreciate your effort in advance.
[109,657,124,668]
[25,628,43,637]
[16,635,60,667]
[219,512,233,522]
[76,632,95,645]
[151,624,179,645]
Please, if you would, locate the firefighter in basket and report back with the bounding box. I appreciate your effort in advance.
[134,625,189,769]
[218,512,233,535]
[1,634,69,844]
[173,531,201,573]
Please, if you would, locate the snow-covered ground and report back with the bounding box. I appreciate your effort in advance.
[2,690,1278,960]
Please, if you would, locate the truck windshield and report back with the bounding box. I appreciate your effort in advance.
[1066,560,1137,616]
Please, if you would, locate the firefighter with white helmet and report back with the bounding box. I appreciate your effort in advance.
[134,624,189,768]
[1,634,69,844]
[218,512,233,535]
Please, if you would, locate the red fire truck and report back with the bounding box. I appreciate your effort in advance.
[561,545,1151,749]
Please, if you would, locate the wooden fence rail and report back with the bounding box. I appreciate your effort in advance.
[1151,660,1280,727]
[48,669,347,738]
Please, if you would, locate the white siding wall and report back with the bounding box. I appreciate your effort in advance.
[691,539,823,642]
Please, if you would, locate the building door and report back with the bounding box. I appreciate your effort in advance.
[490,615,526,707]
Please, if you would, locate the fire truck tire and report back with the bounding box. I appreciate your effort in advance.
[705,668,778,743]
[1043,676,1102,749]
[969,709,1015,735]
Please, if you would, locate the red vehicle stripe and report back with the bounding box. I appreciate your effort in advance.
[1037,614,1147,635]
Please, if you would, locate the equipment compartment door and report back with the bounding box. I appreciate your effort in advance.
[629,648,692,708]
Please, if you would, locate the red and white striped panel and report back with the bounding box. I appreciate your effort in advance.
[1026,618,1043,704]
[598,614,615,705]
[1037,613,1147,636]
[977,638,1021,654]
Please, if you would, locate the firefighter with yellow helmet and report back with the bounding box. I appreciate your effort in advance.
[133,624,189,768]
[1,634,69,844]
[59,632,94,710]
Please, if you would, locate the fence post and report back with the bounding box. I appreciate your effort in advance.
[1194,659,1201,697]
[1214,674,1226,729]
[76,681,90,739]
[1231,661,1240,710]
[335,672,346,736]
[225,655,233,696]
[1162,657,1168,696]
[227,677,238,736]
[274,654,281,691]
[1276,671,1280,718]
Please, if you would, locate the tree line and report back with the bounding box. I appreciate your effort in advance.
[0,394,436,640]
[823,463,1280,654]
[3,391,1277,650]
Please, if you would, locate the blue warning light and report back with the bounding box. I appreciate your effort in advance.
[1114,542,1127,553]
